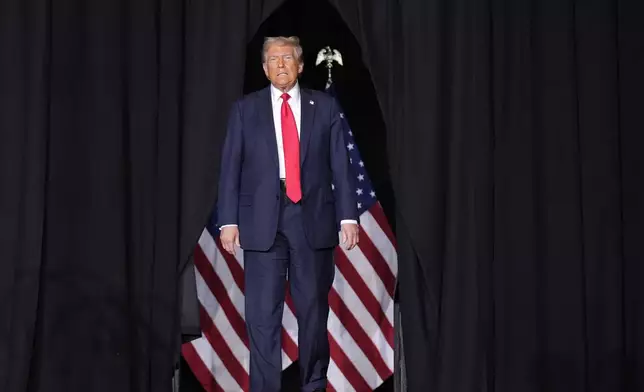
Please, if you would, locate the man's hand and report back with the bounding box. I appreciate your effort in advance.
[340,223,359,250]
[220,226,240,255]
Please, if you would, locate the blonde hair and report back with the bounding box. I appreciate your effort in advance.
[262,36,303,63]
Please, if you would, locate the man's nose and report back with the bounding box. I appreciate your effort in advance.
[277,58,285,67]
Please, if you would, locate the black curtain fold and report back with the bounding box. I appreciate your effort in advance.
[0,1,50,391]
[2,0,644,391]
[326,0,399,135]
[619,0,644,387]
[0,0,279,389]
[394,0,644,391]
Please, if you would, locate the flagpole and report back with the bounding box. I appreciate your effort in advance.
[315,46,343,89]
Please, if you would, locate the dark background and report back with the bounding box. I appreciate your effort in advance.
[2,0,644,391]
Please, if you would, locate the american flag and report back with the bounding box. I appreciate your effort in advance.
[181,82,398,391]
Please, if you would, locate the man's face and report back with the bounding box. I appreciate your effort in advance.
[263,43,303,91]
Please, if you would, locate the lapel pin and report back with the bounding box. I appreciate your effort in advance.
[310,100,315,105]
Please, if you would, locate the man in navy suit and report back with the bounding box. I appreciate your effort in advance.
[217,36,359,392]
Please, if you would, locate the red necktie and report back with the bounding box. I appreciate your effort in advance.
[280,93,302,203]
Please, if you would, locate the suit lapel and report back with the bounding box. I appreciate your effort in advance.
[299,88,315,165]
[258,87,279,168]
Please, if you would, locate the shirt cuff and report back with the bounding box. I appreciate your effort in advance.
[219,224,238,230]
[340,220,358,225]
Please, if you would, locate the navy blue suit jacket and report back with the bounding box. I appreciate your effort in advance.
[217,86,359,251]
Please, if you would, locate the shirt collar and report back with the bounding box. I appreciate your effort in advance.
[270,82,300,104]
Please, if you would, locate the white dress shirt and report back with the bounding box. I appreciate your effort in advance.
[270,83,301,179]
[221,82,356,228]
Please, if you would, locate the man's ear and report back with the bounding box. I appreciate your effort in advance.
[263,62,269,78]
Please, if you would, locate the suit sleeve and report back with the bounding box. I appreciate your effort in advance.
[329,98,359,224]
[217,100,243,226]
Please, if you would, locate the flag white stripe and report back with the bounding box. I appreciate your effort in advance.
[341,246,395,325]
[281,303,297,366]
[195,271,250,372]
[328,359,356,392]
[191,337,242,392]
[328,309,382,389]
[199,231,245,316]
[360,210,398,275]
[233,246,244,269]
[281,350,294,367]
[333,268,394,367]
[282,302,299,346]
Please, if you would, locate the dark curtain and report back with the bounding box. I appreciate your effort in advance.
[3,0,644,392]
[0,0,287,390]
[393,0,644,391]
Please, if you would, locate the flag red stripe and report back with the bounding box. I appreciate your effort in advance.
[214,237,245,292]
[198,305,249,391]
[281,327,298,361]
[328,333,372,392]
[326,382,337,392]
[282,286,300,361]
[329,289,392,380]
[181,343,225,392]
[333,249,394,343]
[285,285,296,315]
[368,203,396,247]
[355,229,396,297]
[194,246,249,347]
